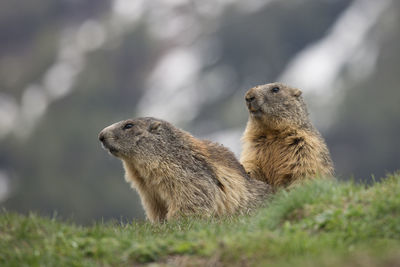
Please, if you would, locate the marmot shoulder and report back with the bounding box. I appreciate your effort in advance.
[240,82,334,189]
[99,117,271,222]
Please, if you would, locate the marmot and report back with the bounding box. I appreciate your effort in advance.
[99,117,271,222]
[240,82,334,189]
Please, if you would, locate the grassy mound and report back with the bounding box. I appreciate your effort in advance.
[1,173,400,266]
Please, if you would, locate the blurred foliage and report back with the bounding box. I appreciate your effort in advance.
[327,6,400,180]
[1,22,165,223]
[0,0,110,97]
[0,0,399,224]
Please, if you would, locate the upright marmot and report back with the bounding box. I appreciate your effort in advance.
[240,82,334,189]
[99,117,271,222]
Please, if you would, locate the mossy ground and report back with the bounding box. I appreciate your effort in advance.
[1,173,400,266]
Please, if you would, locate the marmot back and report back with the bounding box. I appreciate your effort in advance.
[99,117,271,222]
[240,82,334,189]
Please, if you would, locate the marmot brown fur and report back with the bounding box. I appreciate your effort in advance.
[240,82,334,189]
[99,117,271,222]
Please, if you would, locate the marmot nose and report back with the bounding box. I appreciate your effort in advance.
[245,95,255,103]
[99,132,105,142]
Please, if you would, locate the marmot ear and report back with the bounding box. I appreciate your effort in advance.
[292,88,302,97]
[148,121,161,133]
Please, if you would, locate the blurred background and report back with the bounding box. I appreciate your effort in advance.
[0,0,399,224]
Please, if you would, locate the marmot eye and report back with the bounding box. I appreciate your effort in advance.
[271,87,280,93]
[123,123,134,130]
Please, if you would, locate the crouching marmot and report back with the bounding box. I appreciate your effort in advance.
[99,117,271,222]
[241,82,334,189]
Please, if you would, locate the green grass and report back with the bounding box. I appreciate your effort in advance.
[1,173,400,266]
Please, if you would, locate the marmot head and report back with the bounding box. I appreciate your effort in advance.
[245,82,309,128]
[99,117,179,161]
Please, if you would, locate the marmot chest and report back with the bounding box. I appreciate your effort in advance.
[254,133,305,155]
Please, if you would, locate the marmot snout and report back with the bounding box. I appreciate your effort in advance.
[244,83,307,128]
[99,118,163,160]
